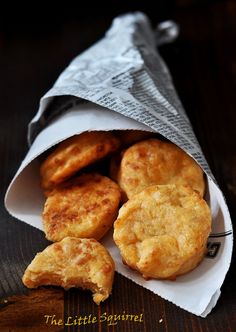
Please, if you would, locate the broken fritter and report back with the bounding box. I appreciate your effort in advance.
[22,237,115,305]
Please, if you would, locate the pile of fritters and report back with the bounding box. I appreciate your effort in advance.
[22,130,212,302]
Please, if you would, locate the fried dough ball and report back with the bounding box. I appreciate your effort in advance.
[113,138,205,199]
[40,131,120,191]
[113,184,211,280]
[22,237,115,304]
[43,173,121,242]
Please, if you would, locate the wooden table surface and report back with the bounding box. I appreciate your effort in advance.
[0,1,235,331]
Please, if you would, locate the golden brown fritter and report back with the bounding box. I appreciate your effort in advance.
[43,173,121,242]
[40,131,120,191]
[22,237,115,304]
[113,184,211,280]
[113,138,205,199]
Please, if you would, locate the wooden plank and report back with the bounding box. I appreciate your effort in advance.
[0,288,64,332]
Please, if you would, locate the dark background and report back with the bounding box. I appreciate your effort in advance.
[0,0,235,331]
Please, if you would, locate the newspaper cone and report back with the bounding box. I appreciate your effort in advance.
[5,12,233,317]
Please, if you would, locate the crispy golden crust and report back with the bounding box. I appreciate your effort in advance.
[40,131,120,190]
[43,173,121,242]
[113,184,211,280]
[115,138,205,199]
[22,237,115,304]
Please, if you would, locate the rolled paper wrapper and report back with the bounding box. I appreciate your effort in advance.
[5,12,233,317]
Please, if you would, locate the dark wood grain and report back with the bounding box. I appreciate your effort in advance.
[0,1,235,331]
[0,288,64,332]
